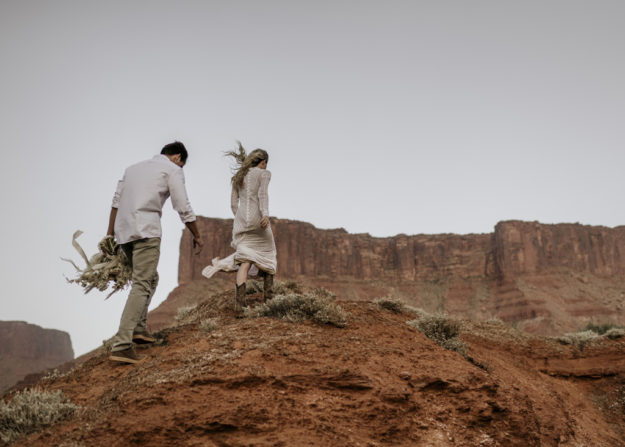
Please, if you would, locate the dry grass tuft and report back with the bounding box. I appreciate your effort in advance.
[245,289,347,327]
[199,318,219,332]
[0,388,78,444]
[175,305,199,325]
[403,306,428,316]
[407,312,467,357]
[246,279,303,295]
[485,317,505,325]
[374,297,406,314]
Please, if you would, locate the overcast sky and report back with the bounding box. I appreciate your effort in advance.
[1,1,624,356]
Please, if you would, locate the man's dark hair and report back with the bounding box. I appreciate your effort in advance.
[161,141,188,163]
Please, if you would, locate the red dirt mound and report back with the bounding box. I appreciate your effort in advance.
[4,281,625,446]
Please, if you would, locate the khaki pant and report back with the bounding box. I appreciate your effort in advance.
[111,237,160,352]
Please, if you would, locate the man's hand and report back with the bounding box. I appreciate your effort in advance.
[193,237,203,255]
[185,220,203,255]
[260,216,269,229]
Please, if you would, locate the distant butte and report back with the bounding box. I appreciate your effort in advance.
[0,321,74,394]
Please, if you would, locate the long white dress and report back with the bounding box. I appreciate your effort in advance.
[202,167,277,278]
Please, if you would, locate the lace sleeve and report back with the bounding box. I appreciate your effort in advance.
[258,170,271,217]
[230,185,239,216]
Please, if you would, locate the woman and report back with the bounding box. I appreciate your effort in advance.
[202,143,277,314]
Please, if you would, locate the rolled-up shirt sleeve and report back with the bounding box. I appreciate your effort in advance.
[168,168,196,223]
[111,175,125,208]
[258,170,271,218]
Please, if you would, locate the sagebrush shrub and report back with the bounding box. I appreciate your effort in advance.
[0,388,78,443]
[245,290,347,327]
[247,280,302,295]
[374,297,405,314]
[246,280,263,294]
[199,318,218,332]
[557,322,625,348]
[407,313,467,356]
[582,322,622,335]
[604,327,625,340]
[175,305,198,324]
[557,330,600,350]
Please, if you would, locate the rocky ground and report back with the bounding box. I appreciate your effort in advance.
[3,281,625,446]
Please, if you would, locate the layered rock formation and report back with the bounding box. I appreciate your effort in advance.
[176,217,625,336]
[0,321,74,394]
[494,220,625,277]
[179,218,496,283]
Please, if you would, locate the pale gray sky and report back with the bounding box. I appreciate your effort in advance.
[1,1,624,356]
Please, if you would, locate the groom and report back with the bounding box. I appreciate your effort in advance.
[106,141,203,364]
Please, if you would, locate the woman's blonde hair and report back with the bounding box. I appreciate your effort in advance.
[225,141,269,190]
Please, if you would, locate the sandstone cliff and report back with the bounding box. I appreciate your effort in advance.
[0,321,74,394]
[494,220,625,277]
[175,217,625,336]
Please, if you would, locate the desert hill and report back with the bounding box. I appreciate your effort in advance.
[169,217,625,336]
[0,321,74,394]
[4,217,625,445]
[3,282,624,446]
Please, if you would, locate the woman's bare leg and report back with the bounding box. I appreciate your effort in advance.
[236,262,251,286]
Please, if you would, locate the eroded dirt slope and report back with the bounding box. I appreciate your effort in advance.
[5,282,625,447]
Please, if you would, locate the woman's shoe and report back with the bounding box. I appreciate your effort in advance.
[235,282,246,316]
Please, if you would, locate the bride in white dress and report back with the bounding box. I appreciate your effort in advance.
[202,143,277,313]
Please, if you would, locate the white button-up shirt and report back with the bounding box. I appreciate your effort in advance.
[112,154,196,244]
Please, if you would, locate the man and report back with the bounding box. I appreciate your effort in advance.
[106,141,203,364]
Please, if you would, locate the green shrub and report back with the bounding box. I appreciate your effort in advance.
[407,313,467,356]
[582,322,623,335]
[374,297,405,314]
[604,327,625,340]
[245,290,347,327]
[0,388,78,443]
[557,323,625,347]
[557,330,600,350]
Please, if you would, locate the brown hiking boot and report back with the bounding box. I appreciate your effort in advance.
[234,282,246,317]
[109,347,145,365]
[263,273,274,303]
[133,332,156,344]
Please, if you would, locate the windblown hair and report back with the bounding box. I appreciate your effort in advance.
[225,141,269,190]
